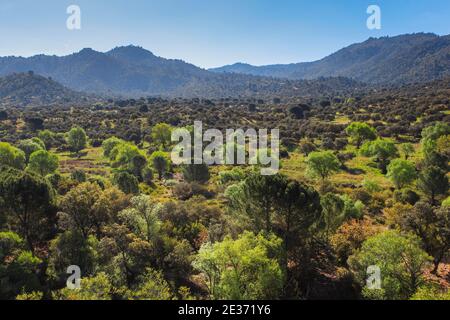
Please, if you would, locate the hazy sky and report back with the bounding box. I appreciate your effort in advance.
[0,0,449,68]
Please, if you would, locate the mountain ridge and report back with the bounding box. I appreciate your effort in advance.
[0,33,448,97]
[0,45,363,98]
[210,33,450,84]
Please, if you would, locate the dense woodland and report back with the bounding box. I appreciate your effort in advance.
[0,77,449,300]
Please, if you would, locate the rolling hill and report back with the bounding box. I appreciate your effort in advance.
[0,72,94,107]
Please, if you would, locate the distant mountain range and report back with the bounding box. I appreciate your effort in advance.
[210,33,450,84]
[0,72,94,107]
[0,46,363,99]
[0,46,211,96]
[0,33,448,99]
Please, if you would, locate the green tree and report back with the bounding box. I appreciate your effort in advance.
[47,230,99,281]
[193,232,284,300]
[226,173,286,232]
[398,202,450,273]
[275,179,322,278]
[320,193,346,237]
[417,166,448,204]
[386,159,417,189]
[30,137,46,149]
[108,142,148,181]
[320,194,364,239]
[142,165,154,185]
[421,122,450,160]
[122,268,174,300]
[360,139,399,174]
[0,232,42,299]
[150,151,169,180]
[0,166,55,251]
[66,127,88,155]
[345,122,377,148]
[98,224,154,287]
[436,134,450,158]
[340,194,364,219]
[27,150,59,176]
[348,230,432,300]
[182,163,210,184]
[38,130,56,149]
[226,173,322,242]
[102,137,125,158]
[0,142,26,169]
[58,182,112,239]
[129,154,148,181]
[52,272,112,300]
[401,143,415,160]
[151,123,172,149]
[110,142,143,169]
[305,151,340,183]
[18,139,45,163]
[112,171,140,194]
[118,195,162,242]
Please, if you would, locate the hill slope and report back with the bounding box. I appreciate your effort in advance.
[210,33,450,84]
[0,72,93,106]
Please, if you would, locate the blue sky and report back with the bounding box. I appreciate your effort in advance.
[0,0,449,68]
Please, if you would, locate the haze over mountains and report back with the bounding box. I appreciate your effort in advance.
[0,33,448,100]
[0,46,211,96]
[211,33,450,84]
[0,46,362,100]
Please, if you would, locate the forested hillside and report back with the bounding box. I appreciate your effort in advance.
[211,33,450,84]
[0,78,448,300]
[0,72,94,107]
